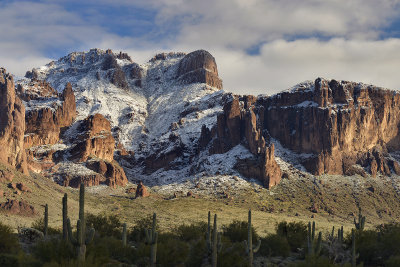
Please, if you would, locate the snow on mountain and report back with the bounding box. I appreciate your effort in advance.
[21,49,235,185]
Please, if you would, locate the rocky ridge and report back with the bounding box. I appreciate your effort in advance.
[1,49,400,191]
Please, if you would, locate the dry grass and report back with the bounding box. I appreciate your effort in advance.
[1,163,400,238]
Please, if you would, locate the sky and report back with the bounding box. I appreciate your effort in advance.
[1,0,400,95]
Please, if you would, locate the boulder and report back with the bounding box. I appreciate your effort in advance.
[135,181,149,198]
[0,68,28,173]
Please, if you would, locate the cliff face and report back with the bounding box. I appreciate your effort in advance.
[23,81,76,148]
[262,78,400,176]
[0,68,28,174]
[177,50,223,89]
[69,113,115,162]
[203,96,282,188]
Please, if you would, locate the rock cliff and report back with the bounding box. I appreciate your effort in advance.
[23,82,76,148]
[0,68,28,174]
[262,78,400,176]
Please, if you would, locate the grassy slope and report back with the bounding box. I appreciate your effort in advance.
[1,162,400,237]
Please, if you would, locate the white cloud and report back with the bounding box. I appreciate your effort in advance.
[2,0,400,96]
[212,38,400,95]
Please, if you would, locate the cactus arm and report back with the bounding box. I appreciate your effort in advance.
[67,218,78,245]
[253,239,261,253]
[312,221,315,241]
[316,232,322,255]
[85,228,95,245]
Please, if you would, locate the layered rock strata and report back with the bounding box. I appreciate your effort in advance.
[0,68,28,174]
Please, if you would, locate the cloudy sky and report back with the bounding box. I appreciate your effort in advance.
[1,0,400,95]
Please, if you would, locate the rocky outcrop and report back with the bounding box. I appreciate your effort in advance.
[135,181,149,197]
[0,199,37,216]
[206,96,282,188]
[23,82,76,148]
[262,78,400,176]
[178,50,223,89]
[69,114,115,162]
[0,68,28,174]
[86,159,128,188]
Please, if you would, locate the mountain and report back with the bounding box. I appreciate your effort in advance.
[2,48,400,191]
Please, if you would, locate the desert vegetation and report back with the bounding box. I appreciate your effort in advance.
[0,183,399,266]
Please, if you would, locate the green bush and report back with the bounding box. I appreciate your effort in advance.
[31,218,61,236]
[86,236,137,265]
[86,213,122,238]
[157,237,190,266]
[222,220,258,243]
[32,237,74,264]
[217,241,249,267]
[175,222,208,242]
[259,234,291,257]
[377,223,400,260]
[0,222,20,254]
[129,215,157,243]
[276,221,307,252]
[186,239,207,267]
[385,255,400,267]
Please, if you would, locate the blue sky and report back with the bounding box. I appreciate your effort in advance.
[1,0,400,95]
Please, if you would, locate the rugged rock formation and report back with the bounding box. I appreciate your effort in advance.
[262,78,400,176]
[135,181,149,197]
[23,82,76,148]
[0,199,37,216]
[178,50,223,89]
[205,96,282,188]
[69,114,115,162]
[86,159,128,188]
[0,68,28,174]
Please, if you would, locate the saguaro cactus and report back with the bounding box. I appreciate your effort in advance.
[145,213,158,267]
[351,229,357,267]
[354,207,366,230]
[44,204,48,236]
[67,183,95,262]
[206,211,222,267]
[62,193,68,241]
[244,209,261,267]
[307,221,322,256]
[122,223,127,247]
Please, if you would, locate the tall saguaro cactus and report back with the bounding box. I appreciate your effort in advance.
[122,223,127,247]
[354,207,366,230]
[351,229,357,267]
[44,204,48,237]
[307,221,322,256]
[62,193,68,241]
[244,209,261,266]
[67,183,95,262]
[206,211,222,267]
[145,213,158,267]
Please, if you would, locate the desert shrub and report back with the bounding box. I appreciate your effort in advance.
[0,222,20,254]
[0,254,19,267]
[344,229,379,266]
[175,222,208,242]
[129,215,157,242]
[222,220,258,243]
[376,223,400,260]
[385,255,400,267]
[31,218,61,235]
[157,237,190,266]
[186,239,207,267]
[86,235,136,265]
[276,221,307,251]
[86,213,122,238]
[32,237,74,264]
[259,233,291,257]
[217,241,249,267]
[294,255,338,267]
